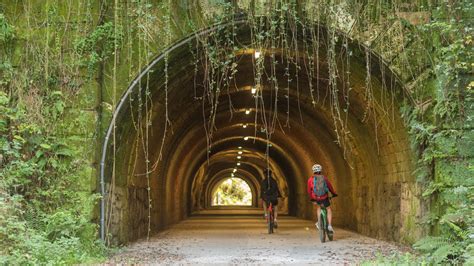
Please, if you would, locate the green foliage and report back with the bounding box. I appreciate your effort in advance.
[400,1,474,264]
[414,236,465,264]
[212,178,252,206]
[1,3,136,262]
[0,13,15,86]
[361,252,428,266]
[0,8,107,263]
[75,22,123,76]
[0,91,107,264]
[0,13,15,44]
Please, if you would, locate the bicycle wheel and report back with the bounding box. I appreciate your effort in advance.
[327,230,334,241]
[268,211,274,234]
[327,230,333,241]
[319,214,326,243]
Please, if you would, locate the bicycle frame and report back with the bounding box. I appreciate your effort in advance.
[267,202,275,234]
[320,206,328,229]
[318,199,333,243]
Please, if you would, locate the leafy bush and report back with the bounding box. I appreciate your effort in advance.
[0,91,107,264]
[0,9,109,263]
[361,252,428,266]
[402,1,474,264]
[74,22,123,75]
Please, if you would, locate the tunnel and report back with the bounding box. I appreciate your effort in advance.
[100,20,416,245]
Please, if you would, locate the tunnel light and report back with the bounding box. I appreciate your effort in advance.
[245,109,251,115]
[251,87,257,94]
[238,151,243,155]
[237,156,242,159]
[238,146,242,149]
[237,162,241,166]
[243,136,249,141]
[242,124,247,128]
[231,173,234,177]
[233,168,237,173]
[254,50,261,59]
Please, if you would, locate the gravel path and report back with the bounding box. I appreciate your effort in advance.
[108,215,408,265]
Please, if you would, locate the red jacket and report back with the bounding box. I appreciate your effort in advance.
[307,175,336,201]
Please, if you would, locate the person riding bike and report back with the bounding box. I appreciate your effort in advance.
[307,164,337,232]
[261,169,281,228]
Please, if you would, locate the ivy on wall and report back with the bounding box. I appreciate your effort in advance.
[0,7,107,264]
[75,21,124,76]
[400,1,474,264]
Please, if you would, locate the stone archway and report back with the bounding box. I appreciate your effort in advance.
[100,19,420,245]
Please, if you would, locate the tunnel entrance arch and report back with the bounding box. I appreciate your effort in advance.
[100,18,420,245]
[211,177,253,207]
[207,171,258,208]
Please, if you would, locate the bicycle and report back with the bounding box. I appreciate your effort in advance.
[266,202,275,234]
[317,197,333,243]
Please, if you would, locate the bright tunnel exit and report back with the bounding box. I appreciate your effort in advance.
[211,177,253,206]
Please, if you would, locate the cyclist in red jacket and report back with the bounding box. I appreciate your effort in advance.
[307,164,337,232]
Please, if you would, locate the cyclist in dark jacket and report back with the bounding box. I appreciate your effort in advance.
[261,169,281,226]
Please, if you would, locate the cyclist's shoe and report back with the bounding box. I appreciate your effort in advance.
[315,222,320,230]
[327,225,334,232]
[274,220,278,229]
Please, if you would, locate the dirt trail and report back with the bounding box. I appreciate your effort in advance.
[108,216,408,264]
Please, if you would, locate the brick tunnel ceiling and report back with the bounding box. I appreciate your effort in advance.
[104,23,414,243]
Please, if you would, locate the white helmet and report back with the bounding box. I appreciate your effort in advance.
[312,164,322,173]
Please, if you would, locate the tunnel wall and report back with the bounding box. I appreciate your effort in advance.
[86,3,432,246]
[100,20,424,247]
[105,22,425,246]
